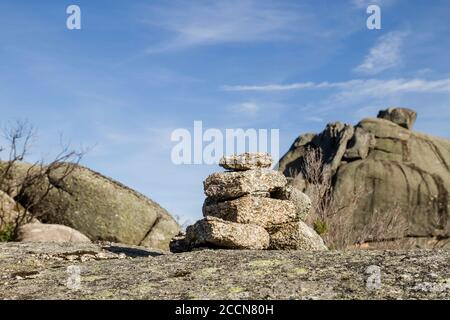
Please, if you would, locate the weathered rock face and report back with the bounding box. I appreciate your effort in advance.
[1,243,449,300]
[278,108,450,248]
[17,223,91,243]
[278,122,354,176]
[1,191,21,233]
[377,107,417,130]
[0,191,34,237]
[219,152,272,171]
[0,162,180,251]
[268,221,327,250]
[175,153,324,252]
[271,185,312,221]
[185,217,270,250]
[203,196,296,228]
[204,169,287,201]
[343,127,376,160]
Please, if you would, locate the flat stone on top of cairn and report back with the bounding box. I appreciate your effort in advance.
[219,152,273,171]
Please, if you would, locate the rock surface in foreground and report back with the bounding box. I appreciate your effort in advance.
[0,243,449,300]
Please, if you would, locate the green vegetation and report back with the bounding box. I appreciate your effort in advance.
[0,223,15,242]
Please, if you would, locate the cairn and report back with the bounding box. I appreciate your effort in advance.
[170,153,327,252]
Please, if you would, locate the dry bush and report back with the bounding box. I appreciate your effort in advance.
[292,147,408,250]
[0,120,85,240]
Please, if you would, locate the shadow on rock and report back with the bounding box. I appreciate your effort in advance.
[102,245,163,258]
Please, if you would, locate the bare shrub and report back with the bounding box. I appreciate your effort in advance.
[0,120,86,240]
[292,147,408,250]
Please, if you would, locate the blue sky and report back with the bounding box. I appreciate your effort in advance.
[1,0,449,224]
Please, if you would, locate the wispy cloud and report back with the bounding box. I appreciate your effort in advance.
[228,102,260,116]
[222,78,450,96]
[354,31,407,75]
[140,0,341,53]
[222,82,328,92]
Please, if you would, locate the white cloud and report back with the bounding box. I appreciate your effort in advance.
[140,0,329,53]
[222,78,450,96]
[354,32,407,75]
[229,102,260,116]
[304,116,324,123]
[222,82,321,92]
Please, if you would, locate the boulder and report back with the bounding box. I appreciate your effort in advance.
[1,191,21,233]
[0,162,180,251]
[277,133,316,176]
[278,122,354,177]
[204,169,287,201]
[358,118,411,141]
[377,107,417,130]
[268,221,328,250]
[17,223,91,243]
[203,195,297,228]
[219,152,272,171]
[279,108,450,248]
[344,127,376,160]
[185,217,270,250]
[321,122,355,173]
[0,190,35,239]
[334,158,449,238]
[270,185,311,221]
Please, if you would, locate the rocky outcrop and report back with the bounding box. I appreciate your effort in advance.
[0,162,180,250]
[343,127,376,160]
[16,223,91,243]
[278,108,450,248]
[0,242,449,299]
[172,153,325,252]
[278,122,355,176]
[377,107,417,130]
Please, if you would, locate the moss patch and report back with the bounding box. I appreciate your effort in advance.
[248,259,286,268]
[229,286,246,293]
[0,223,15,242]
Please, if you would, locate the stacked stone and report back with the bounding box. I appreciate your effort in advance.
[170,153,327,252]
